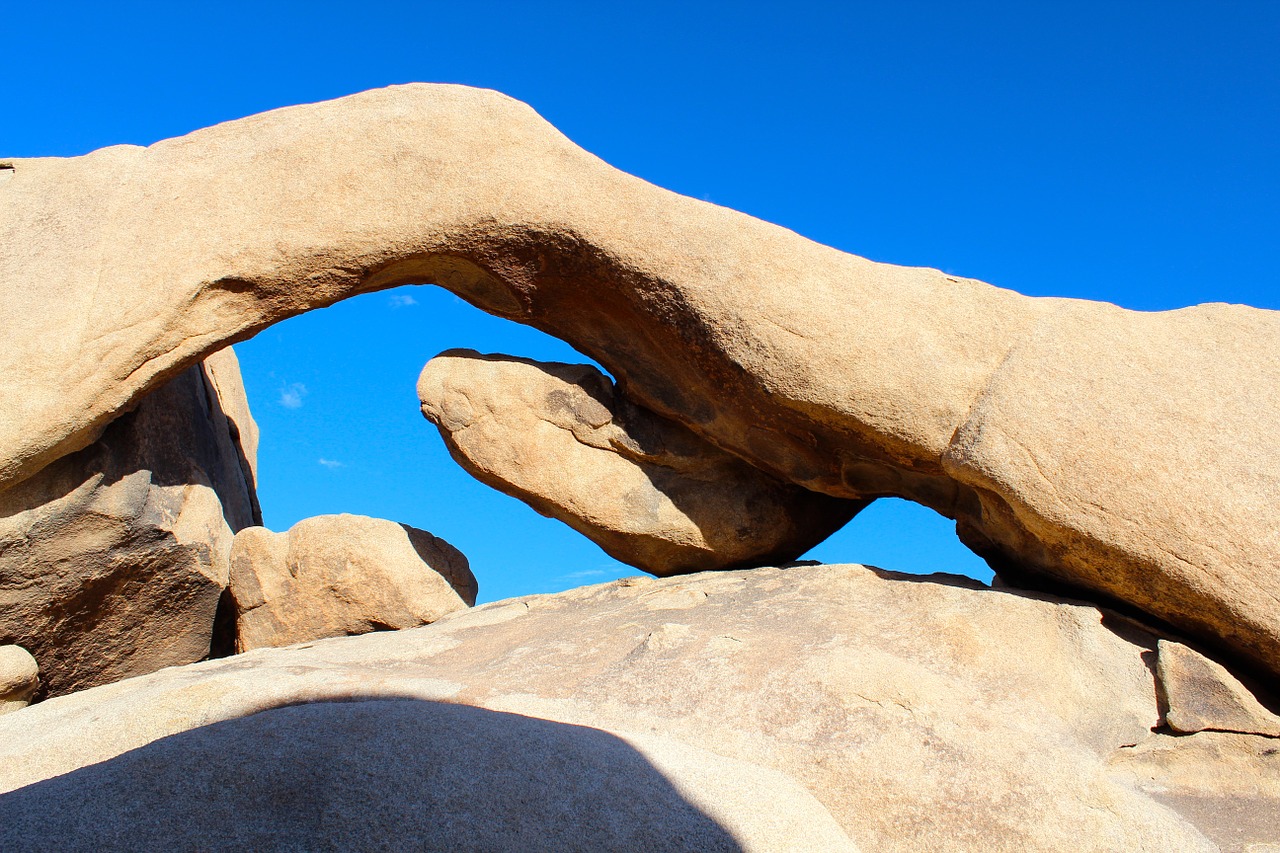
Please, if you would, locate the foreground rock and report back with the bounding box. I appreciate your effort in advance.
[2,84,1278,677]
[0,349,259,696]
[223,514,476,652]
[3,563,1274,851]
[418,350,863,574]
[0,646,38,715]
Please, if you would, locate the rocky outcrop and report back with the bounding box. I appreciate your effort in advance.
[1157,640,1280,737]
[0,646,38,715]
[0,349,259,696]
[2,563,1274,851]
[1,84,1278,677]
[223,514,476,652]
[418,350,863,574]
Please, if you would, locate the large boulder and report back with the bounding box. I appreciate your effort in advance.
[223,513,476,652]
[418,350,863,574]
[1,84,1277,677]
[2,563,1274,851]
[0,348,259,696]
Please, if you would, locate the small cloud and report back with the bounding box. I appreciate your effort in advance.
[560,569,609,581]
[279,382,307,409]
[317,458,344,469]
[388,293,418,308]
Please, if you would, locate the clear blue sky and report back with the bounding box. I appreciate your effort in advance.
[5,3,1277,602]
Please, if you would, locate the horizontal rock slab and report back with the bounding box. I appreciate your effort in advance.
[0,348,259,696]
[1,84,1278,678]
[418,350,863,574]
[3,563,1272,851]
[223,514,476,652]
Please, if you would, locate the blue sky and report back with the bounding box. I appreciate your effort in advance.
[5,3,1277,602]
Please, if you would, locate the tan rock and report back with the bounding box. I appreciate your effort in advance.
[1,84,1278,675]
[2,563,1262,851]
[0,349,259,696]
[1157,640,1280,737]
[418,350,863,574]
[225,514,476,652]
[0,645,38,715]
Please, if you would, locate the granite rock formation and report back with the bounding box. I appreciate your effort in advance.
[0,645,38,715]
[222,513,476,652]
[418,350,863,574]
[0,349,259,696]
[1,85,1275,675]
[2,564,1274,851]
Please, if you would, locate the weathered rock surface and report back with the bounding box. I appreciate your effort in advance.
[1,84,1278,676]
[0,348,259,696]
[224,514,476,652]
[2,563,1274,851]
[0,645,38,715]
[1157,640,1280,737]
[0,699,852,853]
[418,350,863,574]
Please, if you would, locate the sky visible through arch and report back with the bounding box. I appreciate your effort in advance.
[5,3,1277,603]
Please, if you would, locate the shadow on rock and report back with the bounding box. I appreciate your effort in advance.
[0,698,745,852]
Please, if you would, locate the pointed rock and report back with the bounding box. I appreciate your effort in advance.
[1156,640,1280,737]
[418,350,863,575]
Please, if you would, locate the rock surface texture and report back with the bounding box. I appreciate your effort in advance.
[0,348,260,697]
[418,350,863,574]
[1,84,1277,677]
[0,645,38,715]
[223,514,476,652]
[1157,640,1280,738]
[1,564,1274,851]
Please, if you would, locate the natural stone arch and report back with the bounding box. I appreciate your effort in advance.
[2,84,1279,678]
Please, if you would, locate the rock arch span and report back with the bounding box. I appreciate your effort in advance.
[2,84,1278,678]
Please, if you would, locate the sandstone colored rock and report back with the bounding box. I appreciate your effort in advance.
[224,514,476,652]
[3,563,1270,851]
[0,645,38,715]
[0,349,260,696]
[418,350,863,575]
[0,700,853,853]
[1,84,1278,676]
[1157,640,1280,737]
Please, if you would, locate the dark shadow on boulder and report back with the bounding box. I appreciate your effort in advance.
[0,698,745,852]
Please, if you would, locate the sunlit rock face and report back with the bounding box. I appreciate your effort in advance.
[1,83,1278,678]
[222,513,476,653]
[4,564,1277,851]
[418,349,864,575]
[0,348,259,697]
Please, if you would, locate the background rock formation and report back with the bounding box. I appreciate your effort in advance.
[1,84,1277,677]
[0,646,38,715]
[418,350,863,574]
[222,514,476,652]
[0,349,259,696]
[3,564,1274,851]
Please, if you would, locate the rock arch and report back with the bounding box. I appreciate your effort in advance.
[2,84,1278,678]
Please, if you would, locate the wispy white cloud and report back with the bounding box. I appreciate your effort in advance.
[279,382,308,409]
[388,293,418,308]
[317,458,344,469]
[560,569,609,581]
